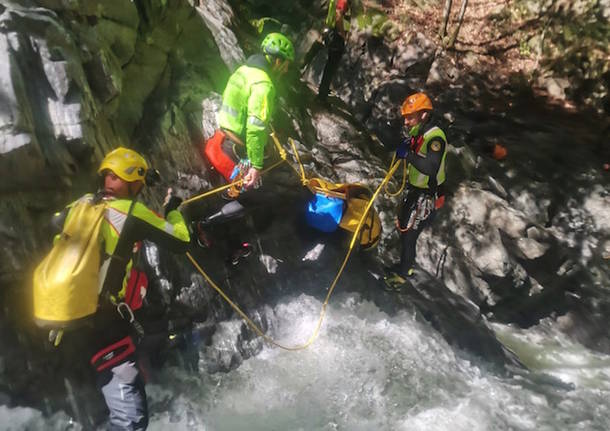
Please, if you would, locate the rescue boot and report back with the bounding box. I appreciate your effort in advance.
[230,242,254,266]
[383,266,414,292]
[193,221,213,248]
[387,264,415,277]
[383,272,407,292]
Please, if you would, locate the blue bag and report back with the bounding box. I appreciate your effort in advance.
[305,193,344,232]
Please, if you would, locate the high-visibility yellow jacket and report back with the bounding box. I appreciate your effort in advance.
[217,55,275,170]
[408,126,447,189]
[54,194,190,300]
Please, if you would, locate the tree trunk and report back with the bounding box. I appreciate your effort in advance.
[439,0,452,38]
[447,0,468,49]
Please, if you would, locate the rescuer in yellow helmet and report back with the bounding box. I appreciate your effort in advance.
[41,147,190,429]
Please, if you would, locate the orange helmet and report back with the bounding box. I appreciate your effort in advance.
[401,93,433,116]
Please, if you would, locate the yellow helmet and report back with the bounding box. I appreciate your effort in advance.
[98,147,148,182]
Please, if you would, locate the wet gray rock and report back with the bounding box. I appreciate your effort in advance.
[426,51,460,85]
[539,75,570,101]
[195,0,244,70]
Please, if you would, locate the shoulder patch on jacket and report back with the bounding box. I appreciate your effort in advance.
[430,140,442,152]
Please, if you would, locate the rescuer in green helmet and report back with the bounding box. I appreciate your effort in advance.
[202,32,294,189]
[197,33,294,265]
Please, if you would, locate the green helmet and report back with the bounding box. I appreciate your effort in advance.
[261,32,294,62]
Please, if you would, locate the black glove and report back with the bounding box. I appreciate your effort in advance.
[164,196,182,217]
[396,138,411,159]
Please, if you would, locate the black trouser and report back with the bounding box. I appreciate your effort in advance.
[206,137,275,225]
[301,40,323,71]
[202,137,275,251]
[318,31,345,98]
[398,187,437,276]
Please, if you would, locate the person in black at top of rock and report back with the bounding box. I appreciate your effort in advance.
[302,0,351,100]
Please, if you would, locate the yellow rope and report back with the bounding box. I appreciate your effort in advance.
[269,131,287,161]
[384,154,408,197]
[269,132,309,186]
[181,131,307,210]
[288,137,308,185]
[185,160,402,351]
[180,142,287,208]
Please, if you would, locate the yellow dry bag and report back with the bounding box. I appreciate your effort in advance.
[33,199,106,328]
[307,178,382,249]
[339,196,381,249]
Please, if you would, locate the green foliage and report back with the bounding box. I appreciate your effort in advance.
[355,10,394,38]
[510,0,609,110]
[249,17,282,35]
[519,38,532,57]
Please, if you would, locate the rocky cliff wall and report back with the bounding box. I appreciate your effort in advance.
[0,0,227,286]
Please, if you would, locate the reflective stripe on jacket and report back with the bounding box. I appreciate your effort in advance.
[101,199,189,254]
[101,198,190,298]
[217,62,275,169]
[57,194,190,300]
[408,126,448,189]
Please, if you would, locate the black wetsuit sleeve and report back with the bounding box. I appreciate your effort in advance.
[406,139,446,176]
[122,216,190,254]
[102,207,191,297]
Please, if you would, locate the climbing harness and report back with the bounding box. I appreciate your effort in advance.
[116,302,145,342]
[396,192,435,233]
[183,136,401,349]
[90,335,136,372]
[180,132,286,209]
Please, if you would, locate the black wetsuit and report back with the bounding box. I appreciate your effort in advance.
[397,135,446,276]
[318,29,346,99]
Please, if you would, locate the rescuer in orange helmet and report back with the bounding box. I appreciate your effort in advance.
[385,92,448,290]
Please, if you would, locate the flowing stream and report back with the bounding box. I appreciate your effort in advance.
[2,293,609,430]
[136,292,610,431]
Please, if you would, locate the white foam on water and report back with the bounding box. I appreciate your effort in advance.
[7,294,609,430]
[145,293,610,430]
[0,405,79,431]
